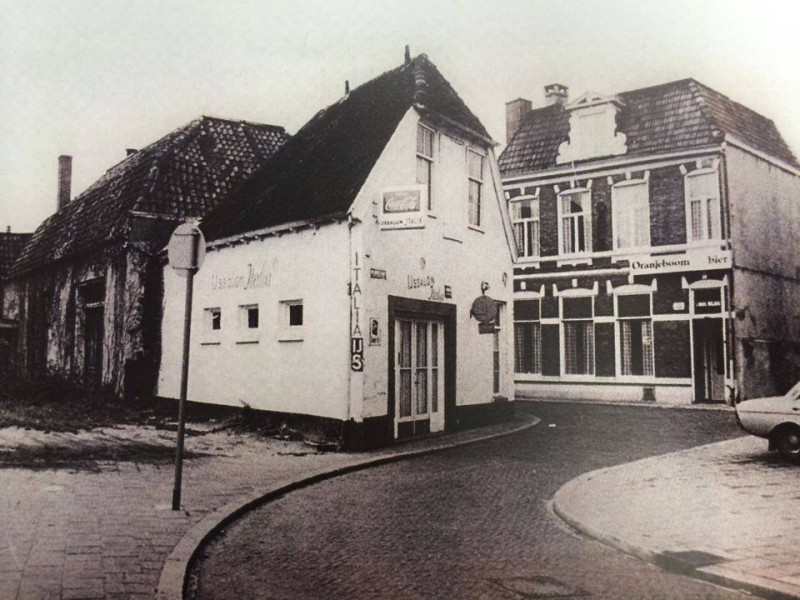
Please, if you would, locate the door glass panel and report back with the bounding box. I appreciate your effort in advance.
[431,324,439,413]
[399,321,412,417]
[416,322,428,415]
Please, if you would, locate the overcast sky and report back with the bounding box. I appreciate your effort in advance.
[2,0,799,232]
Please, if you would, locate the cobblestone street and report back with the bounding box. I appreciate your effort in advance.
[192,402,752,600]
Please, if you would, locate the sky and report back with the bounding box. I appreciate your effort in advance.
[2,0,799,233]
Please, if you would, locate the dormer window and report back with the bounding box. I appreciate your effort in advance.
[416,124,434,210]
[558,189,591,255]
[557,93,627,164]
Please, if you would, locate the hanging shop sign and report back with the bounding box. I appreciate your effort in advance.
[471,293,499,334]
[379,185,427,230]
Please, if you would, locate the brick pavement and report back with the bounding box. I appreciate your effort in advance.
[0,418,535,600]
[554,436,800,599]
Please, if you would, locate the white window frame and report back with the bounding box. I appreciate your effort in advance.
[416,124,435,211]
[684,168,721,243]
[557,188,592,256]
[468,148,485,229]
[202,307,222,345]
[510,194,540,258]
[559,291,595,377]
[237,304,260,344]
[279,299,304,342]
[611,179,650,250]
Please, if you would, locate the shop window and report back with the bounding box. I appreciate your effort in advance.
[564,321,594,375]
[562,296,594,374]
[612,180,650,249]
[558,189,591,255]
[468,149,484,228]
[514,299,541,374]
[511,196,540,257]
[616,293,654,376]
[416,124,434,210]
[279,300,304,341]
[685,169,721,242]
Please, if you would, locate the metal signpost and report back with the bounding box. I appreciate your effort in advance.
[167,223,206,511]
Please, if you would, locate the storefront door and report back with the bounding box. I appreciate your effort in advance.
[395,318,444,438]
[692,318,725,403]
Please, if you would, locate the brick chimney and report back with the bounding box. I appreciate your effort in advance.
[57,155,72,210]
[545,83,569,106]
[505,98,532,144]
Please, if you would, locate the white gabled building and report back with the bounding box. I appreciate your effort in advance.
[158,52,516,449]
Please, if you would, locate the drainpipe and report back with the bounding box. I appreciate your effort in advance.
[345,213,354,445]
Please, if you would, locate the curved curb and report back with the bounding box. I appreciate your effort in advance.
[156,415,539,600]
[552,446,799,600]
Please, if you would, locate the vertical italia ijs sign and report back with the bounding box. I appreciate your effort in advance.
[379,185,427,229]
[351,249,364,371]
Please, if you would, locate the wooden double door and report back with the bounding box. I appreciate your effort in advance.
[394,318,445,438]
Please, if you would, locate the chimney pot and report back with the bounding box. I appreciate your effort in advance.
[404,45,411,66]
[126,148,138,156]
[6,226,10,234]
[505,98,532,144]
[57,155,72,210]
[345,80,350,95]
[544,83,569,106]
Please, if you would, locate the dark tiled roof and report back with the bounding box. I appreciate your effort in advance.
[499,78,798,176]
[10,118,288,277]
[202,54,489,241]
[0,232,32,277]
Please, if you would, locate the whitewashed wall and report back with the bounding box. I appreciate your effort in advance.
[349,108,515,420]
[158,224,351,420]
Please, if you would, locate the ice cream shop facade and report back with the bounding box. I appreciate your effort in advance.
[500,79,800,405]
[157,54,515,449]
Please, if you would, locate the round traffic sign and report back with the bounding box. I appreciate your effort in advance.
[168,223,206,274]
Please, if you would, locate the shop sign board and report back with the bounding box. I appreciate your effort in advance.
[379,185,426,229]
[629,247,731,275]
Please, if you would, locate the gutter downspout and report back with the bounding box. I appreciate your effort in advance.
[344,213,354,447]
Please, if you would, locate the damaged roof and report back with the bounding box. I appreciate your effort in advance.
[0,232,32,278]
[10,117,289,277]
[499,78,798,176]
[201,53,490,241]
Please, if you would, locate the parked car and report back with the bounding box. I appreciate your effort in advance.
[735,380,800,461]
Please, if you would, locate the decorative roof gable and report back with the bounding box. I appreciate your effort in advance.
[557,92,627,164]
[499,78,798,176]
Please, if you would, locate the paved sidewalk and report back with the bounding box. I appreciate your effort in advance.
[554,436,800,599]
[0,417,534,600]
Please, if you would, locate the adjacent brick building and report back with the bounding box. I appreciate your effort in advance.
[500,79,800,404]
[3,117,288,396]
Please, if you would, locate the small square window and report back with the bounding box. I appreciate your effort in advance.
[289,304,303,327]
[246,306,259,329]
[205,308,221,331]
[279,300,304,341]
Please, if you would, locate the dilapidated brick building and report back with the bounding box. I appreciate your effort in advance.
[3,116,288,397]
[0,228,32,375]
